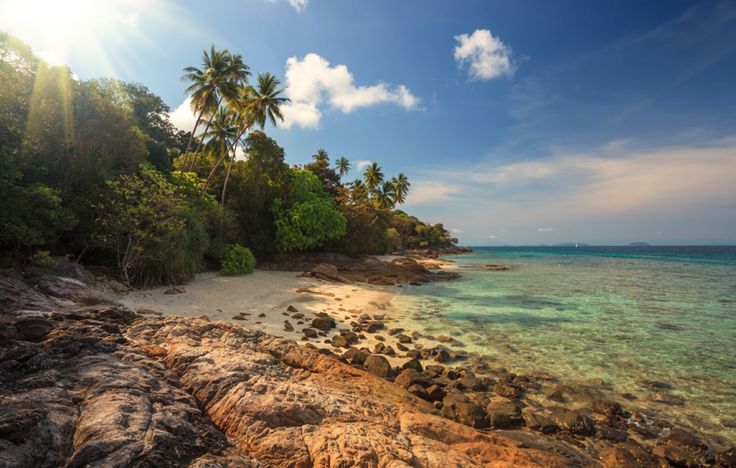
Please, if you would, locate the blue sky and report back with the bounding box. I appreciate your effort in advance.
[2,0,735,245]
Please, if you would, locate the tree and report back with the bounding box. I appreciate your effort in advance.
[313,148,329,163]
[273,168,346,251]
[219,73,287,208]
[363,162,384,194]
[375,181,396,210]
[392,173,410,205]
[180,46,250,169]
[94,164,209,285]
[349,179,369,204]
[336,156,350,178]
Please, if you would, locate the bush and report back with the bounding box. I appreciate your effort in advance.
[221,244,256,275]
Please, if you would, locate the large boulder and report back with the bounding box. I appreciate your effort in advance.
[363,354,392,378]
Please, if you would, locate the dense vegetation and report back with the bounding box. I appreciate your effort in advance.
[0,33,458,284]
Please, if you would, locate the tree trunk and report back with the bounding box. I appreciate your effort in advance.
[188,96,222,171]
[181,89,212,168]
[221,147,236,209]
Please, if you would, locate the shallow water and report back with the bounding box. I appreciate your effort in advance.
[394,246,736,443]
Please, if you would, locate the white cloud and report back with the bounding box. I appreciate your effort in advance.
[279,53,419,129]
[451,228,464,233]
[288,0,308,12]
[454,29,515,80]
[266,0,308,12]
[488,235,497,239]
[404,181,462,206]
[354,160,373,171]
[537,227,555,232]
[169,97,198,133]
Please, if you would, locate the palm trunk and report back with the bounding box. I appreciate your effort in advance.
[221,146,236,208]
[181,89,212,168]
[201,121,250,192]
[188,96,222,171]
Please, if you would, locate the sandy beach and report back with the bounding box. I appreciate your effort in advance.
[118,269,405,351]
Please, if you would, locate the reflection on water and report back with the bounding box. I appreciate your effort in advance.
[394,246,736,442]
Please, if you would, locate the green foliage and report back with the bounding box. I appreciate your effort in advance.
[220,244,256,275]
[94,164,208,285]
[335,202,390,256]
[384,227,402,252]
[273,168,347,251]
[388,211,457,250]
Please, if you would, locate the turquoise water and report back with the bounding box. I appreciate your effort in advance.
[395,246,736,442]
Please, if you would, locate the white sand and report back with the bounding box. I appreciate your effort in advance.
[117,270,404,349]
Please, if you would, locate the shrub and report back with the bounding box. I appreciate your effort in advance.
[94,164,209,285]
[221,244,256,275]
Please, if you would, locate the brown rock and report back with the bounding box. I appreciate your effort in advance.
[302,328,318,338]
[363,354,392,378]
[311,315,336,331]
[601,447,639,468]
[283,320,294,332]
[495,383,521,399]
[548,407,596,436]
[652,428,714,466]
[163,286,186,295]
[286,305,298,312]
[485,398,521,429]
[402,358,423,372]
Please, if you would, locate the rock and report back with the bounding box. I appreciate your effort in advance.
[652,428,714,467]
[433,349,451,363]
[308,263,351,283]
[402,358,423,372]
[597,415,628,442]
[311,315,336,332]
[396,343,409,352]
[523,411,558,434]
[292,313,304,319]
[485,398,522,429]
[408,384,429,400]
[363,354,392,378]
[163,286,186,295]
[495,383,521,399]
[14,318,53,342]
[452,402,487,429]
[331,335,348,348]
[548,407,596,436]
[341,347,369,365]
[339,329,359,345]
[104,278,130,293]
[286,305,298,312]
[601,447,639,468]
[394,369,433,389]
[458,374,485,391]
[396,333,412,344]
[366,322,384,333]
[283,320,294,332]
[302,328,318,338]
[592,398,623,416]
[425,384,446,402]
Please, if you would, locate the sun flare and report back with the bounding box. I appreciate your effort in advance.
[0,0,161,71]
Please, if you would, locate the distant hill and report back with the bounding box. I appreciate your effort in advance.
[553,243,589,247]
[629,242,652,247]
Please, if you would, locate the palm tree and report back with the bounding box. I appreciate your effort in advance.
[391,173,410,204]
[199,107,238,182]
[313,148,329,163]
[375,181,396,210]
[349,179,368,203]
[220,72,288,207]
[363,162,384,194]
[181,46,250,170]
[335,156,350,178]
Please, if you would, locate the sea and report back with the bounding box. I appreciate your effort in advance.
[393,245,736,444]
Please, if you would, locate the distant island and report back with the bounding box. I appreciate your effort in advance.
[629,242,652,246]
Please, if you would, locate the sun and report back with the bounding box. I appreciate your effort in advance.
[0,0,152,71]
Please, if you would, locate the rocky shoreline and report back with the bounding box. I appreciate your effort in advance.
[1,258,734,467]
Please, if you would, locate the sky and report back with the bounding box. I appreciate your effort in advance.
[1,0,735,245]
